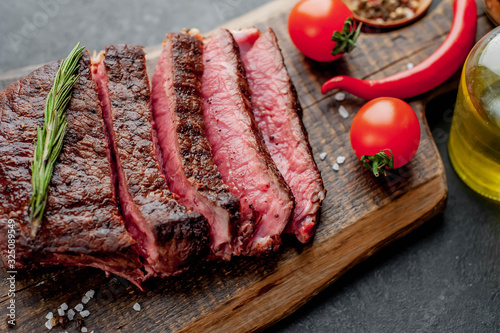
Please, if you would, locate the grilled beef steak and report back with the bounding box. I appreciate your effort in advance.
[231,28,261,58]
[92,44,209,276]
[0,53,147,288]
[152,33,240,260]
[236,29,326,243]
[201,29,295,255]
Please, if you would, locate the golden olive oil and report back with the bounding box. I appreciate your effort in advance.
[448,27,500,200]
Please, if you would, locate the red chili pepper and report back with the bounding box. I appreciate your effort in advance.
[321,0,477,99]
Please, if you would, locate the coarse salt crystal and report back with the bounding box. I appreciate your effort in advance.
[75,303,84,312]
[332,163,340,171]
[80,310,90,318]
[337,156,346,164]
[133,303,141,311]
[334,92,346,101]
[45,320,53,330]
[407,63,414,69]
[58,308,65,316]
[60,303,68,311]
[85,290,95,299]
[45,312,53,320]
[319,152,327,161]
[82,295,90,304]
[67,309,76,321]
[338,105,349,119]
[81,327,88,333]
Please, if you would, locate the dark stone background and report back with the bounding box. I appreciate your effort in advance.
[0,0,499,332]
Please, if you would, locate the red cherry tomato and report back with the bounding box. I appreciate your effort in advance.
[288,0,360,62]
[350,97,421,175]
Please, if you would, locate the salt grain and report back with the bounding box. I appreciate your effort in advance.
[81,327,88,333]
[332,163,340,171]
[45,320,53,330]
[45,312,53,320]
[75,304,84,312]
[67,309,76,321]
[85,290,95,299]
[133,303,141,312]
[60,303,69,311]
[336,156,346,164]
[338,105,349,119]
[82,295,90,304]
[407,63,414,69]
[80,310,90,318]
[319,152,327,161]
[58,308,65,316]
[334,92,346,101]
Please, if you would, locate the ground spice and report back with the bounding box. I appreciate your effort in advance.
[353,0,420,23]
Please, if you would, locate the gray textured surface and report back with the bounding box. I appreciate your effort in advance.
[1,1,499,332]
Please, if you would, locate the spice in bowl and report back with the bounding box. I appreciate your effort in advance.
[484,0,500,25]
[352,0,420,24]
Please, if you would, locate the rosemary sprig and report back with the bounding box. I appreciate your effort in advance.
[29,43,85,236]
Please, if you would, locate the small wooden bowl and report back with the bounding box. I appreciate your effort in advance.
[345,0,432,29]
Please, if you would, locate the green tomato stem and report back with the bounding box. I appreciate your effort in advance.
[331,18,362,56]
[360,149,394,177]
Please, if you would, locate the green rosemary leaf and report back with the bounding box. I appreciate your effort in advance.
[29,42,85,236]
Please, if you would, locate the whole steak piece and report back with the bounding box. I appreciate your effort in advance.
[236,28,326,243]
[92,44,209,276]
[201,29,295,255]
[0,53,147,288]
[152,32,240,260]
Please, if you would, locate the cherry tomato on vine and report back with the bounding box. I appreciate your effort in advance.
[288,0,361,62]
[350,97,421,176]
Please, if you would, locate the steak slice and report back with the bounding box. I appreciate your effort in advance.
[0,53,147,288]
[151,33,240,260]
[201,29,295,255]
[235,28,326,243]
[230,28,261,58]
[92,44,209,276]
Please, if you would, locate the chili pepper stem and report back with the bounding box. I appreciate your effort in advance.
[360,149,394,177]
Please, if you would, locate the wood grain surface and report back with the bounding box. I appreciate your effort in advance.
[0,0,491,332]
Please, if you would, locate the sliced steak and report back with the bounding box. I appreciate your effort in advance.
[231,28,261,58]
[0,53,147,288]
[236,28,326,243]
[92,44,209,276]
[201,29,295,255]
[151,33,240,260]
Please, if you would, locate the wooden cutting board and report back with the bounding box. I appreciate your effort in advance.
[0,0,492,332]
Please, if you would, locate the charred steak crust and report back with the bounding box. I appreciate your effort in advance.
[169,33,239,223]
[0,53,145,285]
[100,44,209,275]
[152,32,240,259]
